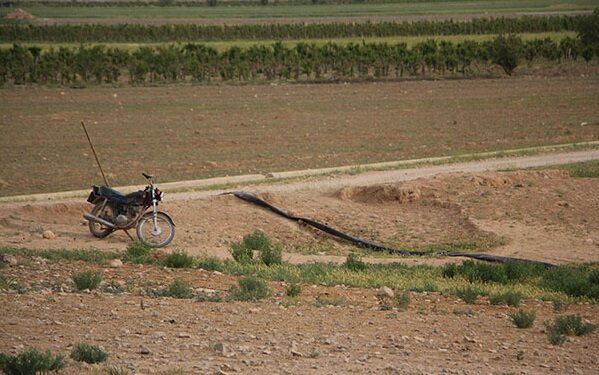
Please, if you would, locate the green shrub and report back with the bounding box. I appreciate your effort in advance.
[489,291,524,307]
[503,261,545,281]
[162,279,193,299]
[344,252,367,272]
[542,266,599,299]
[230,241,254,264]
[442,260,507,283]
[0,349,65,375]
[242,231,271,252]
[259,243,282,266]
[490,33,523,75]
[124,241,152,263]
[72,270,102,291]
[548,314,597,336]
[286,282,301,297]
[509,309,536,328]
[164,250,194,268]
[443,260,546,284]
[70,343,108,364]
[451,286,481,304]
[548,330,566,345]
[229,276,269,301]
[231,231,282,266]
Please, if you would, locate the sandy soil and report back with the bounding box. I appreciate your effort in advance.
[1,155,598,374]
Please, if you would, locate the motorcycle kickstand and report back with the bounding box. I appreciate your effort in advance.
[124,230,135,242]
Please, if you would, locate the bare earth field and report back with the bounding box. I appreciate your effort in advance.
[1,73,599,197]
[1,70,599,373]
[1,163,599,374]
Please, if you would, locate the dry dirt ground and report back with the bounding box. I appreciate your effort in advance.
[1,158,599,374]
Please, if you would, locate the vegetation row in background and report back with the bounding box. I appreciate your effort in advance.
[1,33,597,86]
[0,15,586,43]
[9,0,596,7]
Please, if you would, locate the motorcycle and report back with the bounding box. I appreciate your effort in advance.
[83,173,175,248]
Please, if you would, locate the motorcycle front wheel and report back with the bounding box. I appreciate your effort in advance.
[136,212,175,248]
[88,202,115,238]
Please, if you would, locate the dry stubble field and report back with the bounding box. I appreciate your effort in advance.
[1,72,598,197]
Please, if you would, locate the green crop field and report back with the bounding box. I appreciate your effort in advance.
[2,0,596,20]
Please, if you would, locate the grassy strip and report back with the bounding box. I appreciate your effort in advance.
[548,159,599,178]
[2,245,597,302]
[4,1,596,19]
[0,32,576,52]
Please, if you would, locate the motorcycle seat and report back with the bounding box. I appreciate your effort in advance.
[98,186,144,205]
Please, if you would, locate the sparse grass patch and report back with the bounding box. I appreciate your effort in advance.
[0,247,119,265]
[395,290,411,311]
[489,291,524,307]
[286,282,301,297]
[314,295,348,307]
[72,270,102,291]
[229,276,269,301]
[0,273,20,291]
[124,241,153,264]
[70,343,108,364]
[344,252,367,272]
[409,281,440,293]
[102,280,125,294]
[106,364,131,375]
[160,279,194,299]
[0,349,65,375]
[164,250,194,268]
[207,341,223,352]
[509,309,536,328]
[559,160,599,178]
[196,256,224,272]
[450,286,483,304]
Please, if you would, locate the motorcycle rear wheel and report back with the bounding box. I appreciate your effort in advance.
[136,212,175,248]
[88,202,115,238]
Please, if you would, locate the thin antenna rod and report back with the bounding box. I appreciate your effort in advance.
[81,121,110,186]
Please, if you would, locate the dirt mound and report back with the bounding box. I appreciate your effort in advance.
[338,183,422,204]
[5,8,34,20]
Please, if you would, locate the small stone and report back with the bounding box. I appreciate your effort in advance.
[42,230,56,240]
[585,238,594,245]
[178,332,192,338]
[109,259,123,268]
[140,345,151,355]
[1,254,18,266]
[377,286,395,299]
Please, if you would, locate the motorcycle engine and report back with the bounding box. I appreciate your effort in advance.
[115,214,130,227]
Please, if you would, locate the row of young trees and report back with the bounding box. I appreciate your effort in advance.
[0,15,585,43]
[0,35,595,85]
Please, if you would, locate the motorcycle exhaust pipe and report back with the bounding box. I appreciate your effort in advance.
[83,212,115,229]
